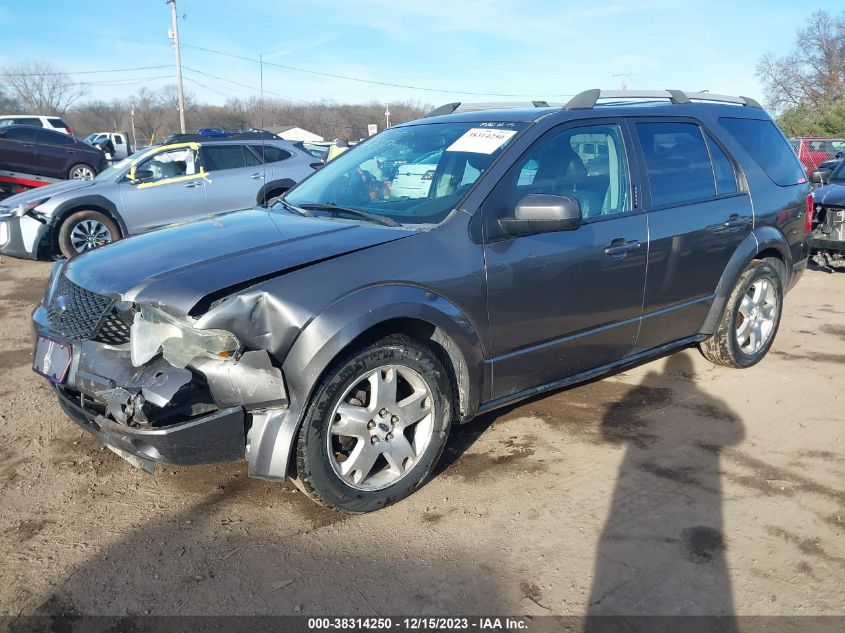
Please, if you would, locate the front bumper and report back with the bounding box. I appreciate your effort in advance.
[0,214,48,259]
[55,384,246,465]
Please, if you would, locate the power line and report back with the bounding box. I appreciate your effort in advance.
[181,42,573,98]
[0,65,173,77]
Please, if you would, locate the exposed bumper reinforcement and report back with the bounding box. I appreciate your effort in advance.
[55,385,246,465]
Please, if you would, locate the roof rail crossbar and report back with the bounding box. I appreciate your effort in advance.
[425,101,554,117]
[563,89,763,110]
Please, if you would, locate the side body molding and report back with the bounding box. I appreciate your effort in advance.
[247,284,486,481]
[699,226,793,336]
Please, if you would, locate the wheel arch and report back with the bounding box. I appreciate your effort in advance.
[51,195,128,239]
[700,226,792,336]
[250,285,485,481]
[256,178,297,205]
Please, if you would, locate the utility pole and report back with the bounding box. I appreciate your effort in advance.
[385,104,391,129]
[129,105,137,150]
[166,0,186,133]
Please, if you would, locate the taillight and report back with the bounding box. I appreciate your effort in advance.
[65,128,72,135]
[805,193,814,233]
[421,170,436,181]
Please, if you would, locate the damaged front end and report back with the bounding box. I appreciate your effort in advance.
[33,270,289,471]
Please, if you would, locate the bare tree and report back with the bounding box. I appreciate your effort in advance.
[757,10,845,111]
[0,61,86,114]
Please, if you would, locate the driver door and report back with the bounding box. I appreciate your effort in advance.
[482,120,648,400]
[117,146,207,234]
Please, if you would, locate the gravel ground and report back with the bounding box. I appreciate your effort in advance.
[0,255,843,617]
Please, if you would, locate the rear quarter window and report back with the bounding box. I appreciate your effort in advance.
[718,118,806,186]
[47,118,68,128]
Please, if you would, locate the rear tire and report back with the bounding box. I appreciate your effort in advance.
[58,210,120,258]
[699,260,783,368]
[293,335,452,513]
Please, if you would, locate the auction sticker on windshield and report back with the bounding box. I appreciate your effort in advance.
[446,128,517,154]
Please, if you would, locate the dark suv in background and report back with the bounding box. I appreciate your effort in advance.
[0,124,107,181]
[31,89,810,512]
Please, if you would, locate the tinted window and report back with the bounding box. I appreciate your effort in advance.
[113,135,124,144]
[47,118,68,128]
[243,145,263,167]
[249,144,291,163]
[13,117,43,127]
[202,145,247,171]
[636,122,715,207]
[705,134,738,194]
[718,118,806,186]
[495,123,630,230]
[42,130,73,146]
[3,127,40,142]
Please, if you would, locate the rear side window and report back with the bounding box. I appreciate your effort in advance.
[14,117,43,127]
[635,122,715,207]
[202,145,248,171]
[705,134,738,194]
[47,118,68,128]
[718,118,806,186]
[249,144,291,163]
[3,127,40,142]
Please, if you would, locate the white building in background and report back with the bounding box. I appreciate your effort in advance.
[268,126,324,142]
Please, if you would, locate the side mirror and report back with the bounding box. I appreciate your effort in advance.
[810,170,832,184]
[130,169,155,183]
[499,194,582,236]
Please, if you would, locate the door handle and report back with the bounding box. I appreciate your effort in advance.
[184,181,202,188]
[723,213,745,228]
[604,239,641,257]
[249,172,265,179]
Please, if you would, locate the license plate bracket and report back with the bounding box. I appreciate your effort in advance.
[32,334,73,383]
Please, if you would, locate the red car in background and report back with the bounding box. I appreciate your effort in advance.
[790,137,845,176]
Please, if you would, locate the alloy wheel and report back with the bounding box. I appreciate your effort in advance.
[69,219,113,253]
[70,165,95,180]
[327,364,435,491]
[736,278,777,354]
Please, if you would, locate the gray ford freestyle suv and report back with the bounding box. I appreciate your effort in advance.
[32,89,811,512]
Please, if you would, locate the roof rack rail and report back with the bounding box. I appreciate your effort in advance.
[425,101,554,117]
[563,89,763,110]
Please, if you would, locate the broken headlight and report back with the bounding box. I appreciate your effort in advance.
[130,305,240,368]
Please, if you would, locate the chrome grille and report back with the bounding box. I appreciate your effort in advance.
[93,311,131,345]
[47,274,113,341]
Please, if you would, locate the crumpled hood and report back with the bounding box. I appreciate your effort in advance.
[0,178,97,209]
[64,208,416,315]
[814,182,845,207]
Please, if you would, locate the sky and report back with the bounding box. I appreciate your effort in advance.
[0,0,817,109]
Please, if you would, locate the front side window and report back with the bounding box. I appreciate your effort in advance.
[285,121,526,225]
[636,122,715,207]
[719,117,806,186]
[132,147,198,183]
[512,124,630,220]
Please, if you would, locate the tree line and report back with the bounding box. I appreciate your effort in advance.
[0,61,429,143]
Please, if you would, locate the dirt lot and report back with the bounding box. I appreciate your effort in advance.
[0,254,843,617]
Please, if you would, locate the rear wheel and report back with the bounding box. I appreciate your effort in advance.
[58,210,120,258]
[293,336,452,513]
[68,163,96,180]
[699,260,783,368]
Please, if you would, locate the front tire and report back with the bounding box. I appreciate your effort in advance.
[58,210,120,258]
[699,260,783,368]
[293,335,452,513]
[68,163,96,180]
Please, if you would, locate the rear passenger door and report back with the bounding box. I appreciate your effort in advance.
[631,119,752,350]
[199,144,264,213]
[0,127,40,174]
[33,131,75,178]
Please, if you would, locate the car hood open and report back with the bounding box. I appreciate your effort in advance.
[64,208,416,315]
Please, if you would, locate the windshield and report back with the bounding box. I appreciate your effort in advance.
[830,159,845,183]
[284,121,526,225]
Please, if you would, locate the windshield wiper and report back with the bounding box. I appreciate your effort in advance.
[298,203,401,227]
